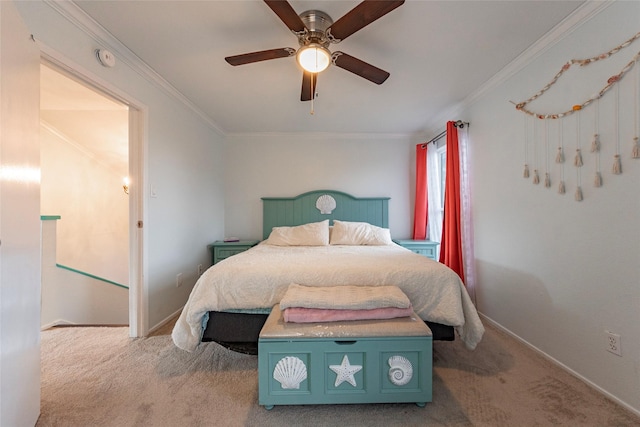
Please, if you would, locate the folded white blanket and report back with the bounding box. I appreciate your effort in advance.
[283,306,414,323]
[279,283,411,310]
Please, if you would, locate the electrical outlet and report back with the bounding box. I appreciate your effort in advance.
[197,264,203,276]
[605,331,622,356]
[176,273,183,288]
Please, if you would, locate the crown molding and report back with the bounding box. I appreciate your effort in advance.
[44,0,226,136]
[226,131,414,141]
[421,0,614,138]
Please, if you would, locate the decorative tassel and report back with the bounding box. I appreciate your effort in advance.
[575,186,583,202]
[574,149,583,167]
[612,154,622,174]
[633,137,639,159]
[558,181,566,194]
[594,172,602,187]
[555,147,564,163]
[544,173,551,188]
[591,134,600,153]
[523,164,530,178]
[533,169,540,184]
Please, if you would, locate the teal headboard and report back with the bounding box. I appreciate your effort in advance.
[262,190,390,240]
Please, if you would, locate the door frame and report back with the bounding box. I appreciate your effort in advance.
[40,48,148,337]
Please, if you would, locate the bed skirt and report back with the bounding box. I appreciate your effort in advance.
[201,310,454,355]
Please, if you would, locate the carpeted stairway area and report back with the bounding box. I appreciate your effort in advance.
[36,318,639,426]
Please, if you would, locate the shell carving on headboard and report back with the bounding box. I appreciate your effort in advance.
[316,194,337,214]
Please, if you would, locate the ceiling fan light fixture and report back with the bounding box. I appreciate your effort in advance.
[297,44,331,73]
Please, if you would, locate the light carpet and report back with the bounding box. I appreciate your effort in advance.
[36,319,639,426]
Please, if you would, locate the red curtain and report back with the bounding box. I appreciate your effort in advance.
[439,121,465,283]
[412,143,428,239]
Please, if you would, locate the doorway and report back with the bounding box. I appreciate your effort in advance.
[39,60,145,336]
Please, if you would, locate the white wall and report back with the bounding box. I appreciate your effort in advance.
[41,219,128,327]
[224,133,417,240]
[16,1,227,330]
[462,1,640,413]
[40,125,129,285]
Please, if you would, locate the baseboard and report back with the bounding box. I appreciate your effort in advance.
[147,306,183,335]
[41,319,77,330]
[45,308,182,335]
[41,320,128,330]
[478,312,640,418]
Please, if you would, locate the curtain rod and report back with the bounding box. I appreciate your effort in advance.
[423,130,446,147]
[421,120,470,148]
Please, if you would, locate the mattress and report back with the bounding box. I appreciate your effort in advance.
[172,242,484,352]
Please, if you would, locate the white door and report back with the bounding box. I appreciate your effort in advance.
[0,1,42,425]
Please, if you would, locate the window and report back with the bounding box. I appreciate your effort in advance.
[426,135,446,250]
[437,142,447,213]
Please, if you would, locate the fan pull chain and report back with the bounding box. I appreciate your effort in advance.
[310,74,315,115]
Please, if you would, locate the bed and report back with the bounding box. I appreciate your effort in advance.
[172,190,484,354]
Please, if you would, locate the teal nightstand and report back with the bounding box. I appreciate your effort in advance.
[393,239,439,261]
[209,240,259,265]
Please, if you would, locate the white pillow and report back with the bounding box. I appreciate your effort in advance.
[265,220,329,246]
[329,220,393,246]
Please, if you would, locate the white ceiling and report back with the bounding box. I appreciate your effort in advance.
[41,64,129,176]
[69,0,583,136]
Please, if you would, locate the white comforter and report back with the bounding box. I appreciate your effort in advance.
[172,243,484,352]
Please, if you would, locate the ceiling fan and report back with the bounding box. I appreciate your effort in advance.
[225,0,405,101]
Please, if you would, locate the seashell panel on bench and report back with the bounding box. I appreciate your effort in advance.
[388,355,413,386]
[273,356,307,389]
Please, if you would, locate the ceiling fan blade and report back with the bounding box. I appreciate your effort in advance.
[301,71,318,101]
[225,48,295,66]
[327,0,404,42]
[264,0,307,34]
[332,52,390,85]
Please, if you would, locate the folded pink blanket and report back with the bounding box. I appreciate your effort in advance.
[283,305,414,323]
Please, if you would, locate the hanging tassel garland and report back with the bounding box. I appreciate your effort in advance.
[594,172,602,187]
[575,186,583,201]
[591,134,600,152]
[612,154,622,174]
[512,32,640,203]
[574,149,583,167]
[512,32,640,119]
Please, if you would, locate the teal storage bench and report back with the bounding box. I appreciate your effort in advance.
[258,305,432,409]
